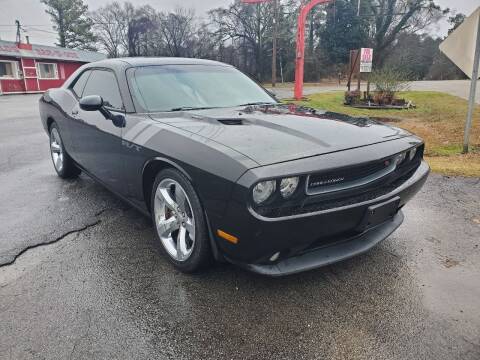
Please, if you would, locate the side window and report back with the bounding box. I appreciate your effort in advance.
[71,70,91,98]
[36,62,58,79]
[0,61,19,78]
[82,70,124,110]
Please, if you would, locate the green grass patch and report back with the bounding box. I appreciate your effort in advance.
[297,91,473,122]
[429,144,480,156]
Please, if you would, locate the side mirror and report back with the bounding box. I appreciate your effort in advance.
[79,95,103,112]
[79,94,125,128]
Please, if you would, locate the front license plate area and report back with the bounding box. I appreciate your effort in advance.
[357,196,400,232]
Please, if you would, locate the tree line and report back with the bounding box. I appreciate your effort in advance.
[40,0,465,82]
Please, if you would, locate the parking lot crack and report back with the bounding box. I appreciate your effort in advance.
[0,215,105,268]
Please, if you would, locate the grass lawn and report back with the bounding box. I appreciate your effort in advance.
[296,91,480,177]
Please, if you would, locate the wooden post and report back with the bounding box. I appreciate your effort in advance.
[347,49,360,92]
[357,71,361,92]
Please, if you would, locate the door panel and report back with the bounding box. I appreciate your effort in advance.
[72,69,125,193]
[60,70,92,161]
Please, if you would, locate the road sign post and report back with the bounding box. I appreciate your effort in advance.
[440,7,480,154]
[463,15,480,153]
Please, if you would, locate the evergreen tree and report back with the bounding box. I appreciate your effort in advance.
[41,0,97,50]
[318,0,370,65]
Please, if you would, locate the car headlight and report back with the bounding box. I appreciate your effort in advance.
[280,177,299,198]
[252,180,276,204]
[409,147,417,161]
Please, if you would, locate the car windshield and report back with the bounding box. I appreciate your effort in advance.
[131,64,277,112]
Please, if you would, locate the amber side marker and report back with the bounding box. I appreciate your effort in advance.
[217,229,238,244]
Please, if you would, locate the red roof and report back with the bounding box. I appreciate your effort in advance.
[0,40,106,63]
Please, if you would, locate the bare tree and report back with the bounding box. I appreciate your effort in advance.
[368,0,447,63]
[192,23,218,59]
[92,2,127,57]
[160,8,195,57]
[209,2,274,80]
[125,4,157,56]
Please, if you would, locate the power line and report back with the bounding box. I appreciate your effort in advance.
[26,27,57,34]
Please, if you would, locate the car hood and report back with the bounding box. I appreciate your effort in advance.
[148,104,411,166]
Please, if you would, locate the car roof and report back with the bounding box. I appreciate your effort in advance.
[88,57,232,68]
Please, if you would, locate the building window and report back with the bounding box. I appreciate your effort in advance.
[36,62,58,79]
[0,61,19,79]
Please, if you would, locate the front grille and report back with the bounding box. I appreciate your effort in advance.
[307,158,393,192]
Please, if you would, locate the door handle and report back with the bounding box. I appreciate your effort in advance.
[71,109,79,116]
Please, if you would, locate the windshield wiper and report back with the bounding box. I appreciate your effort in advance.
[169,106,214,112]
[238,102,277,107]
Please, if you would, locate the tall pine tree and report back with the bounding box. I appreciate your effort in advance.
[41,0,97,50]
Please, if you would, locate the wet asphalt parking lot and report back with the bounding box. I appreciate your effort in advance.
[0,94,479,359]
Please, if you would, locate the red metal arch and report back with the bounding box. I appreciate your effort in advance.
[294,0,333,100]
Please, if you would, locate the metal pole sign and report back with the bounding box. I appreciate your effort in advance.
[360,48,373,73]
[294,0,333,100]
[464,15,480,153]
[440,7,480,153]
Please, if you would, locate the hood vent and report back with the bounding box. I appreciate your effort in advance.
[217,118,244,125]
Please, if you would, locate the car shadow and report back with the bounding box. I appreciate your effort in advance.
[87,194,435,359]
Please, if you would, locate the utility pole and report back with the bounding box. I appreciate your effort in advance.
[463,15,480,154]
[271,0,278,87]
[357,0,361,16]
[279,51,284,83]
[15,20,21,44]
[241,0,278,85]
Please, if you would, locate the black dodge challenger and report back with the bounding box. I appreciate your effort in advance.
[39,58,429,276]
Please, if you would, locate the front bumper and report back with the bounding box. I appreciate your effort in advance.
[235,211,404,276]
[212,160,429,275]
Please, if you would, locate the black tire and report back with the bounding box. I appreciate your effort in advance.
[49,122,81,179]
[151,168,212,273]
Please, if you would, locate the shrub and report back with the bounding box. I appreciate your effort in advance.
[370,67,411,101]
[344,90,361,105]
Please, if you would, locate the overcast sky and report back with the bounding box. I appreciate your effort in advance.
[0,0,478,46]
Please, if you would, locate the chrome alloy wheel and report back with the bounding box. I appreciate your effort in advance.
[154,178,196,261]
[50,128,64,172]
